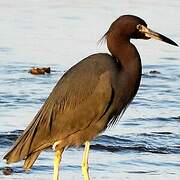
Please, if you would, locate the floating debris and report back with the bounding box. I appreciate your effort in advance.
[28,67,51,75]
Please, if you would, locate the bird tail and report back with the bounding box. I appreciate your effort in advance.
[3,103,53,170]
[3,121,40,169]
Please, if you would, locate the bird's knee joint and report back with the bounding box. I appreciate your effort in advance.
[52,140,62,151]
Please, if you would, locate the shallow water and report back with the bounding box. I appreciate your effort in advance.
[0,0,180,180]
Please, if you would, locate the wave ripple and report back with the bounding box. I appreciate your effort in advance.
[1,130,179,154]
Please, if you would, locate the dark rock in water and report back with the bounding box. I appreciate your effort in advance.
[2,167,14,175]
[28,68,45,75]
[149,70,161,74]
[28,67,51,75]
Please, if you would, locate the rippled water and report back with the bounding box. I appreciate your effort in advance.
[0,0,180,180]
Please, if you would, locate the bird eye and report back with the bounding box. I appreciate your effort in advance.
[136,24,142,31]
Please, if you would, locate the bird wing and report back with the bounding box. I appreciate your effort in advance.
[37,60,113,145]
[4,54,114,168]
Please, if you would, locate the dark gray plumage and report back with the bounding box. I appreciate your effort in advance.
[4,52,141,169]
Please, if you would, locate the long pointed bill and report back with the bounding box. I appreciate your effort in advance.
[137,25,178,46]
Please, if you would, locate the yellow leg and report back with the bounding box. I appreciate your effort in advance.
[53,149,64,180]
[82,141,90,180]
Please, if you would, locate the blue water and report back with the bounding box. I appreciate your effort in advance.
[0,0,180,180]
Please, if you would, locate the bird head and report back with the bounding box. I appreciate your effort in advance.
[105,15,178,46]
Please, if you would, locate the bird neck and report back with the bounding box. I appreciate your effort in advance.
[107,34,142,75]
